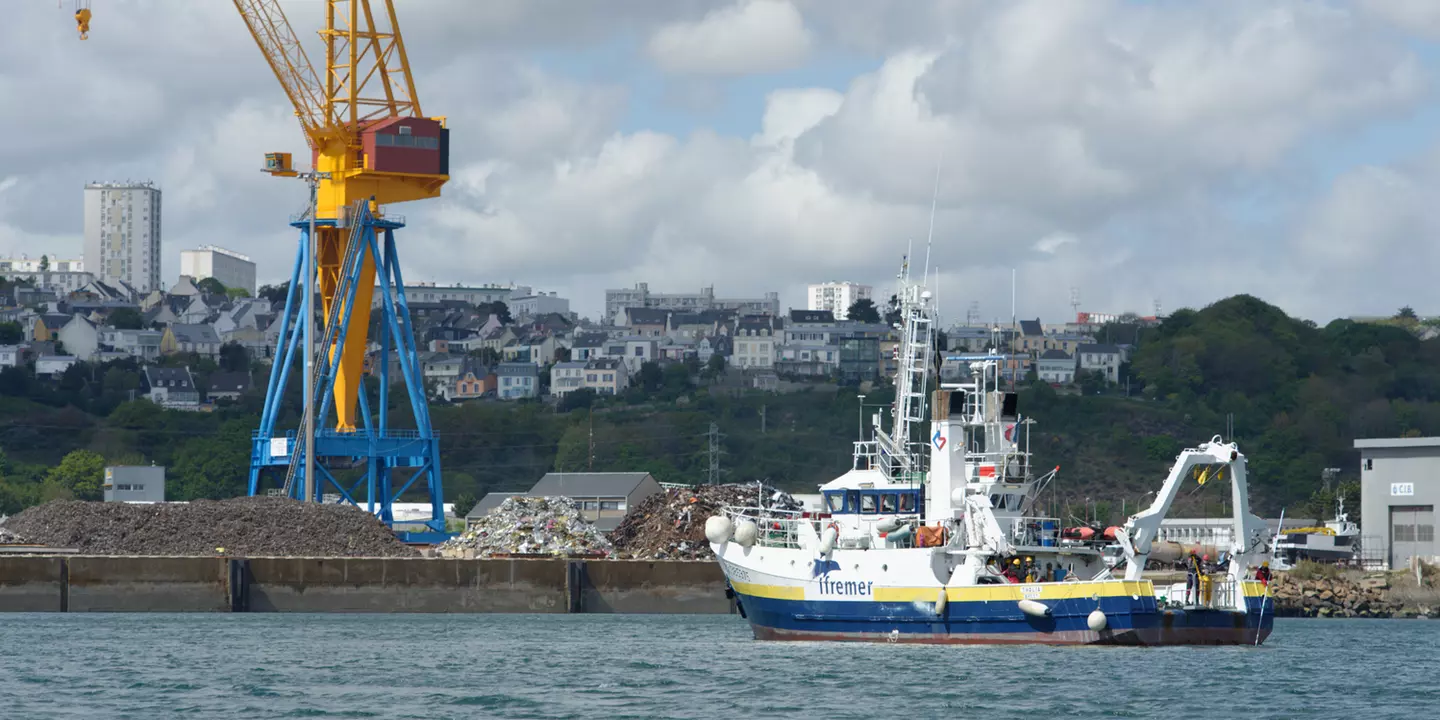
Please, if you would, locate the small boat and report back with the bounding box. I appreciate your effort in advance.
[1272,498,1359,570]
[706,263,1276,645]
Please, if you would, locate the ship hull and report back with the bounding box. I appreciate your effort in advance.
[733,589,1273,646]
[718,544,1274,646]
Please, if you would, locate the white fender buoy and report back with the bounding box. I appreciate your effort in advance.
[733,519,759,548]
[704,516,733,545]
[1018,599,1051,618]
[936,589,949,615]
[1088,609,1108,632]
[818,525,838,555]
[876,517,903,533]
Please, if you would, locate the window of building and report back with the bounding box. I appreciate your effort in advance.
[583,501,599,510]
[1363,458,1373,471]
[600,501,619,511]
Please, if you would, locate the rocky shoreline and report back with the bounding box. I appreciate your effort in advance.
[1270,570,1440,619]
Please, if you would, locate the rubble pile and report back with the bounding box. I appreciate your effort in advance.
[441,496,611,557]
[1271,572,1438,618]
[2,497,418,557]
[0,519,25,544]
[610,482,801,560]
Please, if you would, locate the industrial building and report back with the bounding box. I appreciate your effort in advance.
[1355,437,1439,569]
[180,245,256,296]
[808,281,872,320]
[103,466,165,503]
[465,472,663,532]
[604,283,781,323]
[83,181,162,293]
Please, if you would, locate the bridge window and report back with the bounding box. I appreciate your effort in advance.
[824,492,846,513]
[845,489,859,513]
[899,492,917,513]
[860,492,879,514]
[880,493,898,513]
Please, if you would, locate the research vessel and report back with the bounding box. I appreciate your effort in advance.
[707,263,1275,645]
[1272,498,1359,569]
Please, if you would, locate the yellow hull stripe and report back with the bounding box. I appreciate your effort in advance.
[730,580,1157,602]
[1240,581,1271,598]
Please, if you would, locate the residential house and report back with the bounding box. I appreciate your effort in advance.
[420,353,464,397]
[98,326,159,360]
[178,295,216,325]
[56,315,100,361]
[526,472,663,532]
[617,337,658,375]
[31,313,70,342]
[733,315,777,369]
[206,371,253,402]
[1036,350,1076,384]
[36,355,77,377]
[496,362,539,400]
[0,345,19,368]
[584,358,628,395]
[570,332,608,362]
[445,360,495,401]
[144,366,200,410]
[1048,332,1094,356]
[477,326,517,354]
[169,275,202,296]
[221,327,273,360]
[947,326,994,353]
[1014,319,1046,354]
[161,324,222,359]
[621,307,670,337]
[1076,343,1124,383]
[550,361,588,397]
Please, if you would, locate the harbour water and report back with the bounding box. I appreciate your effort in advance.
[1,614,1436,719]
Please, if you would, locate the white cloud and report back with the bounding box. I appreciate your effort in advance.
[1358,0,1440,38]
[1034,233,1079,254]
[647,0,812,76]
[1,0,1438,323]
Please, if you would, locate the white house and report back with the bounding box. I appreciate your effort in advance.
[1036,350,1076,384]
[550,361,588,397]
[36,355,78,377]
[733,316,776,369]
[57,315,100,361]
[497,362,539,399]
[0,345,19,368]
[144,366,200,410]
[1076,343,1124,383]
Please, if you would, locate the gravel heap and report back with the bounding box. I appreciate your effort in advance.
[2,497,418,557]
[0,518,25,544]
[610,482,801,560]
[442,496,611,557]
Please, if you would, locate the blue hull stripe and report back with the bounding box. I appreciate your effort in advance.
[734,591,1273,644]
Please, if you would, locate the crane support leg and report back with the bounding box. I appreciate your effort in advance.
[249,210,445,535]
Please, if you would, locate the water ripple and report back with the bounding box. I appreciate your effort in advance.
[0,614,1436,718]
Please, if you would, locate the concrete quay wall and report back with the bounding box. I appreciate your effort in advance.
[0,556,735,614]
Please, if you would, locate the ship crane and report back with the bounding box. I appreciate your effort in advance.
[232,0,450,535]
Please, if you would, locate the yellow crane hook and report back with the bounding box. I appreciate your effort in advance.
[74,2,92,40]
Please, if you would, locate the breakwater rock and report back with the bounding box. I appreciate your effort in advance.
[1271,571,1439,619]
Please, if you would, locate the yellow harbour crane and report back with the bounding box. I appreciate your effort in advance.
[234,0,452,531]
[69,1,454,533]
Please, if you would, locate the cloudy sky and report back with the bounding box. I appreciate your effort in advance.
[3,0,1440,324]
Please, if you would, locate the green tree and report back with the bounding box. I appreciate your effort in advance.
[558,387,596,412]
[45,449,106,501]
[452,491,478,519]
[1396,306,1418,321]
[635,361,664,393]
[847,298,882,324]
[218,342,249,372]
[0,321,22,344]
[478,301,513,325]
[702,353,726,380]
[108,307,144,330]
[38,255,49,273]
[226,287,251,299]
[884,294,901,326]
[258,283,289,305]
[197,277,227,296]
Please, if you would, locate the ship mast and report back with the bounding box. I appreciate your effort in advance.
[875,255,933,483]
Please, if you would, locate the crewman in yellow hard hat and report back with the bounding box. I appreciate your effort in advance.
[1003,558,1021,583]
[1255,560,1273,587]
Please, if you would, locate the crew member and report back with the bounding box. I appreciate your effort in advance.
[1186,551,1201,605]
[1255,561,1272,587]
[1003,558,1021,583]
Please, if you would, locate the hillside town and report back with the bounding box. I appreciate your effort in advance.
[2,243,1159,408]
